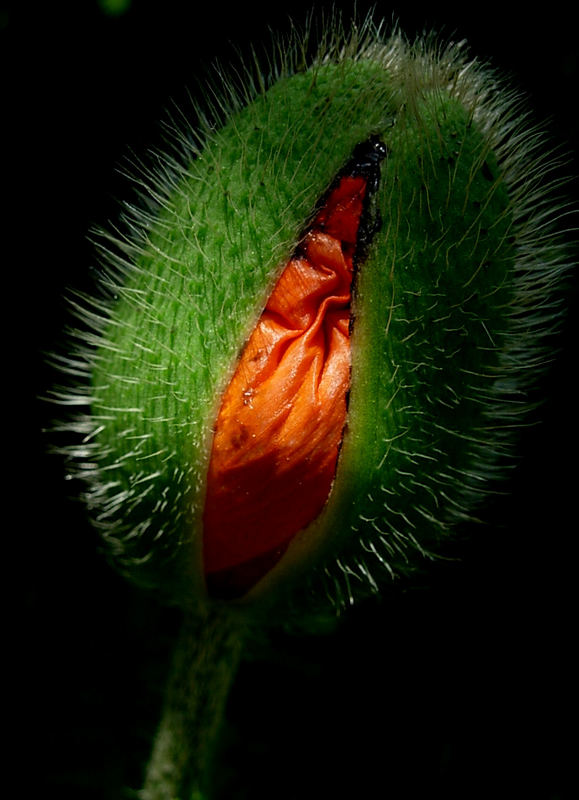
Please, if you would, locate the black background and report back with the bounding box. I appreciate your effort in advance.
[6,1,578,797]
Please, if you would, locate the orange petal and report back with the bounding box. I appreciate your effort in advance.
[203,175,367,597]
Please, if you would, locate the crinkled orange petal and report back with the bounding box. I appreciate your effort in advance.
[203,176,367,597]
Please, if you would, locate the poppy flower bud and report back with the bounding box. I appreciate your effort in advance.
[59,22,570,616]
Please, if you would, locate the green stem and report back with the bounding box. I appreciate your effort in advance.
[142,606,246,800]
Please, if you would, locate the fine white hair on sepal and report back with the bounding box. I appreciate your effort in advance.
[48,9,575,615]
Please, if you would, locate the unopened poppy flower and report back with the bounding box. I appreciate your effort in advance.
[53,14,573,799]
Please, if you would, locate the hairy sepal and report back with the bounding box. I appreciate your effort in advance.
[61,22,571,612]
[245,90,514,605]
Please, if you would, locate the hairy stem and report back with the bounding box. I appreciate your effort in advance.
[142,606,246,800]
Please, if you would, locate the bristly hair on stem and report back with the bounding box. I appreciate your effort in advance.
[142,607,247,800]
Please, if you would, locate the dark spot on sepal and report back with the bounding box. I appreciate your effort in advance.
[348,312,356,336]
[296,135,387,262]
[347,135,388,189]
[355,204,382,267]
[347,136,386,268]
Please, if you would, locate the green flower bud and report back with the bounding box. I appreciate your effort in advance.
[52,15,574,799]
[58,20,570,615]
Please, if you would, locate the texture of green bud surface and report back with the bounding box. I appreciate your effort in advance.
[53,15,573,798]
[70,28,566,612]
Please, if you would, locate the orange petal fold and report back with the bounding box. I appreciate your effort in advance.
[203,176,367,597]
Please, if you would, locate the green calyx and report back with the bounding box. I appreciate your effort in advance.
[64,25,569,612]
